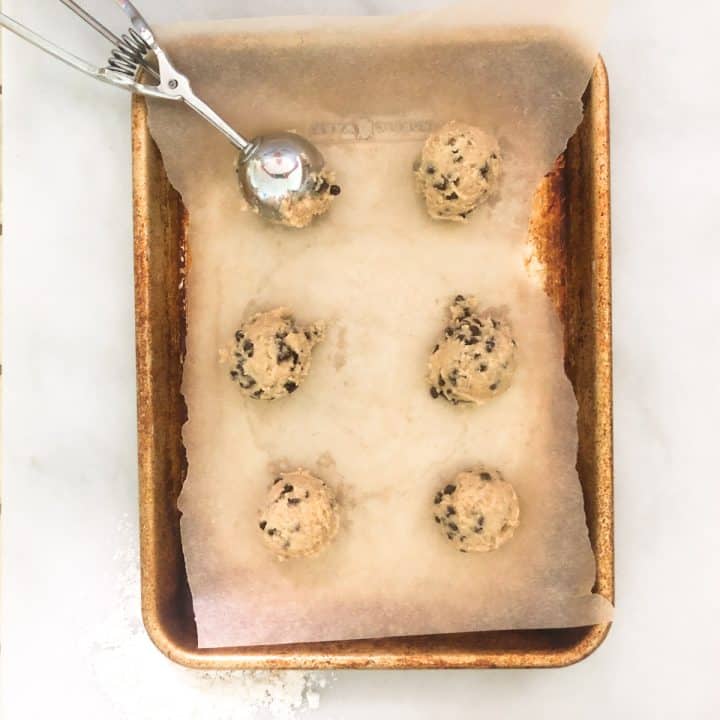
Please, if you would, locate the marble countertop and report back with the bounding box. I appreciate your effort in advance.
[3,1,720,718]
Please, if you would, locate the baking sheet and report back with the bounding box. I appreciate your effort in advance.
[146,0,613,648]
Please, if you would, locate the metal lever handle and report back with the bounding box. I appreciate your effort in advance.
[115,0,157,49]
[0,12,102,80]
[113,0,252,153]
[0,3,253,153]
[162,66,253,153]
[0,11,170,99]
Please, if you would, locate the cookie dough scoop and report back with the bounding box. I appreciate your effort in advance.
[0,0,340,228]
[415,121,501,222]
[428,295,517,406]
[433,468,520,552]
[258,470,340,560]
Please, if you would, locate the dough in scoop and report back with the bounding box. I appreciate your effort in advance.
[415,121,501,222]
[276,171,341,228]
[230,308,324,400]
[258,470,340,560]
[428,295,517,406]
[433,468,520,552]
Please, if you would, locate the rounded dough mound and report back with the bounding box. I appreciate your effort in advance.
[230,308,324,400]
[415,121,502,222]
[258,470,340,560]
[433,468,520,552]
[428,295,517,406]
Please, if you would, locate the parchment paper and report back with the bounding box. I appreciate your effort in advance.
[147,0,613,648]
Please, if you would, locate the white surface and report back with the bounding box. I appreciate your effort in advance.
[2,0,720,718]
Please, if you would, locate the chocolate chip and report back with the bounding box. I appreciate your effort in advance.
[243,340,254,357]
[235,330,244,342]
[445,192,459,201]
[471,325,481,336]
[474,516,485,533]
[284,381,298,394]
[317,179,330,193]
[485,338,496,353]
[480,163,490,178]
[304,330,312,340]
[445,327,454,337]
[273,477,283,485]
[267,528,277,536]
[434,515,442,523]
[434,492,443,505]
[438,376,445,387]
[432,344,440,353]
[489,382,498,391]
[329,184,341,196]
[277,346,294,363]
[453,155,464,163]
[447,533,454,540]
[448,522,459,532]
[426,165,436,175]
[433,179,449,191]
[252,389,263,398]
[444,484,456,495]
[478,363,488,372]
[305,491,310,498]
[492,319,500,329]
[480,472,491,481]
[455,294,465,302]
[430,386,439,399]
[446,505,456,516]
[230,370,239,379]
[259,520,267,530]
[459,548,467,553]
[464,337,478,346]
[288,497,301,505]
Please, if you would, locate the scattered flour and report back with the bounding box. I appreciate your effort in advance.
[86,515,332,719]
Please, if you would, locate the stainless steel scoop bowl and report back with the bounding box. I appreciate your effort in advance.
[238,132,329,223]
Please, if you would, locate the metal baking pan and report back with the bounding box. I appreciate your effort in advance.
[133,58,612,670]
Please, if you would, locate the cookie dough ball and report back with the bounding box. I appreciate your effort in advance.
[277,171,341,229]
[415,121,501,222]
[230,308,324,400]
[258,470,340,560]
[428,295,516,405]
[433,468,520,552]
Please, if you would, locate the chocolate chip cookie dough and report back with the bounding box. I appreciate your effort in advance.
[433,468,520,553]
[428,295,517,405]
[276,171,341,229]
[258,470,340,560]
[230,308,324,400]
[415,121,502,222]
